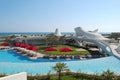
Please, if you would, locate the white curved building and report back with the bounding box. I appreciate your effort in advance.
[72,27,113,55]
[75,27,109,41]
[54,28,62,36]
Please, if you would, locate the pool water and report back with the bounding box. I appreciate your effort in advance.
[0,50,120,75]
[0,50,76,63]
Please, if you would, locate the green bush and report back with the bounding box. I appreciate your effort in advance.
[1,70,120,80]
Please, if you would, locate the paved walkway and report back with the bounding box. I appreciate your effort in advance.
[76,48,86,51]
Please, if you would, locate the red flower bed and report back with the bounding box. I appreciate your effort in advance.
[60,47,73,52]
[1,42,10,46]
[45,47,57,51]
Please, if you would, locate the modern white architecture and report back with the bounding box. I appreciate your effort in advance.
[0,72,27,80]
[70,27,112,55]
[54,28,62,36]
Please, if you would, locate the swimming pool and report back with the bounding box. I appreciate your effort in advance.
[0,50,76,63]
[0,50,120,75]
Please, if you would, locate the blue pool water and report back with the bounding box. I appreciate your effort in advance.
[0,50,75,63]
[0,50,120,75]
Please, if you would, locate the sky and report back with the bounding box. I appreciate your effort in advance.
[0,0,120,32]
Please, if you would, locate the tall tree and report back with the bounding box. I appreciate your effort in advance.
[59,35,66,44]
[52,63,69,80]
[46,33,59,46]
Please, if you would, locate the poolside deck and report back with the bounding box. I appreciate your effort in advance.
[12,47,45,59]
[0,46,10,50]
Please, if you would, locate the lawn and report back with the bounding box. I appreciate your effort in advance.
[37,45,90,55]
[51,76,88,80]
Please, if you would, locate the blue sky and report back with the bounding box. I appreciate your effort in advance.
[0,0,120,32]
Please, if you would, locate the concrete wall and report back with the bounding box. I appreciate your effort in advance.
[0,72,27,80]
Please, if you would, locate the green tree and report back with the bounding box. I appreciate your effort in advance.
[46,33,59,46]
[101,69,116,80]
[5,35,16,42]
[52,63,69,80]
[10,35,16,39]
[5,37,11,42]
[59,35,66,44]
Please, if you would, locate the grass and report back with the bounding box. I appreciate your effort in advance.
[43,51,89,55]
[37,45,90,55]
[51,76,88,80]
[0,42,2,44]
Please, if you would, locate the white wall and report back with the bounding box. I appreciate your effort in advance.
[0,72,27,80]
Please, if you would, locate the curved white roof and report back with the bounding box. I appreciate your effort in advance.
[75,27,109,40]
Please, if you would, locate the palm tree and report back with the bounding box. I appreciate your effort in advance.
[52,63,69,80]
[101,69,116,80]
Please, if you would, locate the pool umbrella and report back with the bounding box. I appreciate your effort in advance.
[20,44,26,48]
[31,46,39,51]
[26,46,39,51]
[45,47,57,51]
[60,47,73,52]
[25,45,32,50]
[22,44,30,48]
[1,42,10,46]
[15,42,21,46]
